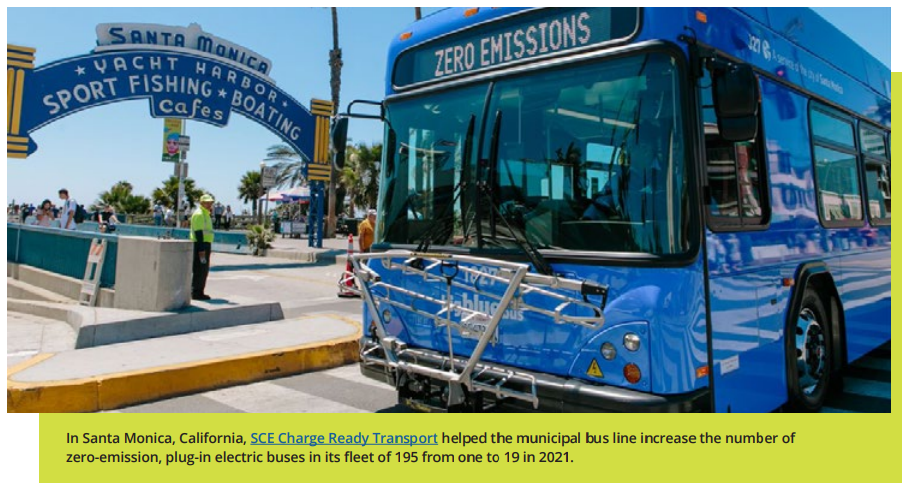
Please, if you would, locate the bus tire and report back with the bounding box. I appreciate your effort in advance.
[786,290,833,412]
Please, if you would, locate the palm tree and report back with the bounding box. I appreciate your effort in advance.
[266,144,306,189]
[341,142,382,215]
[152,176,205,210]
[95,181,151,216]
[326,7,343,238]
[329,8,342,117]
[238,170,263,222]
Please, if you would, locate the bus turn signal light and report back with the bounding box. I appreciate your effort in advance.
[624,364,641,384]
[464,8,480,18]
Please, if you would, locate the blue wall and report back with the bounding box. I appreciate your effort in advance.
[77,222,251,255]
[8,224,118,287]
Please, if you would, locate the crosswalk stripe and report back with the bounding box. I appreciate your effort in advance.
[843,378,891,400]
[203,381,368,413]
[322,364,394,390]
[855,356,891,372]
[820,406,853,413]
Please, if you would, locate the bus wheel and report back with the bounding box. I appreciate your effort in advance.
[787,291,832,412]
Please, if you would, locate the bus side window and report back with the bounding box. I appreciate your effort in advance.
[702,69,767,228]
[810,106,863,226]
[706,140,740,218]
[860,125,891,223]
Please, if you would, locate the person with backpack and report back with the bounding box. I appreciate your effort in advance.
[58,188,82,230]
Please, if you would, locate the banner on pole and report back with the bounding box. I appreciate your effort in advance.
[162,118,183,162]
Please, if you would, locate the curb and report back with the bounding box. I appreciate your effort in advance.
[8,297,285,349]
[7,278,76,304]
[7,317,362,413]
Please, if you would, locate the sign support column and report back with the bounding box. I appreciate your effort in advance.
[308,99,334,249]
[7,44,35,158]
[176,122,187,228]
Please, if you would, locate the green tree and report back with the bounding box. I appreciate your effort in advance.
[94,181,151,215]
[265,143,348,222]
[266,144,306,189]
[326,6,343,237]
[238,170,263,221]
[340,142,382,215]
[152,176,205,210]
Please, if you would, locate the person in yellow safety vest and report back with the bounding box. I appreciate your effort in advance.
[191,194,216,301]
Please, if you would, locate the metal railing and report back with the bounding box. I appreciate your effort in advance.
[351,250,607,408]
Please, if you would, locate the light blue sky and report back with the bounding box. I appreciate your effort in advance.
[5,8,891,213]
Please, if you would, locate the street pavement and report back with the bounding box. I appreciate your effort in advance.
[111,343,890,414]
[109,364,413,414]
[821,342,891,413]
[6,233,891,413]
[7,234,367,413]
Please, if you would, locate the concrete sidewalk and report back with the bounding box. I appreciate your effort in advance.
[263,234,350,264]
[7,249,365,413]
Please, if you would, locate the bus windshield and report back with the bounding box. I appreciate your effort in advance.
[379,52,688,255]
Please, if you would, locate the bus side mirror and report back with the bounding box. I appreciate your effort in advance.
[712,63,759,142]
[331,116,349,169]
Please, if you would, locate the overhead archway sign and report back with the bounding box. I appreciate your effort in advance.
[7,22,329,170]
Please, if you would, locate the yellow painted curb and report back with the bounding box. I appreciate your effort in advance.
[8,317,362,413]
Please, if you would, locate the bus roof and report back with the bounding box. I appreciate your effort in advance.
[736,8,889,99]
[388,8,888,100]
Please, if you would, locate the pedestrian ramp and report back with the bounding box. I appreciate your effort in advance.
[7,295,284,349]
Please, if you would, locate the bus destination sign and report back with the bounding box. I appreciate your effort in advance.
[394,7,638,88]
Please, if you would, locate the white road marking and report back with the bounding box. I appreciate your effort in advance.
[843,378,891,399]
[203,381,368,413]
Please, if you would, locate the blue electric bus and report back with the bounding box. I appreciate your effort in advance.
[339,7,890,412]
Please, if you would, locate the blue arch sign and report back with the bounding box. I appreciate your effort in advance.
[7,25,329,164]
[9,24,335,248]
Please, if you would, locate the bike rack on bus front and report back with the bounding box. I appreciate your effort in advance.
[351,250,607,409]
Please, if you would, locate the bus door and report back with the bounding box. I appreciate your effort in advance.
[699,59,786,412]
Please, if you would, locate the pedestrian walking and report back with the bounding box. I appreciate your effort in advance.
[153,202,164,226]
[213,201,224,229]
[58,189,78,230]
[191,194,215,301]
[165,206,175,227]
[223,205,233,231]
[34,199,55,227]
[180,199,191,228]
[358,209,376,253]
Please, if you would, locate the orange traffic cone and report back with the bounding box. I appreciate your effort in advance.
[338,233,360,298]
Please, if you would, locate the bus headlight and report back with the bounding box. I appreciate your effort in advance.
[601,342,617,360]
[623,333,641,352]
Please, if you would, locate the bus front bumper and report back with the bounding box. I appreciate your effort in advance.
[360,340,709,413]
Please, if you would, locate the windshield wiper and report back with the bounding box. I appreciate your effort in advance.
[413,115,475,255]
[479,110,554,276]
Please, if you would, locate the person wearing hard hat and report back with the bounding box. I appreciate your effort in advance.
[191,194,216,301]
